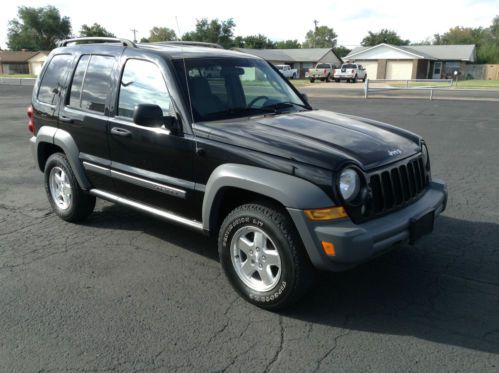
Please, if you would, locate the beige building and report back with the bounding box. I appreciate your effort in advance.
[0,51,49,76]
[233,48,343,78]
[344,44,476,80]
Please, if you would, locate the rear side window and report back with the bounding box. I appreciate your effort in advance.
[37,54,72,105]
[69,55,115,113]
[118,59,171,118]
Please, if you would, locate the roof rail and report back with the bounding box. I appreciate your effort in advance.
[146,41,223,49]
[57,37,136,48]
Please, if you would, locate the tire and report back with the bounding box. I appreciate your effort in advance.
[335,79,340,83]
[363,75,367,82]
[218,203,314,310]
[325,74,330,83]
[44,153,95,222]
[351,75,357,83]
[292,73,296,79]
[310,78,315,83]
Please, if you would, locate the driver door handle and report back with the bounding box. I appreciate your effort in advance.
[111,127,131,137]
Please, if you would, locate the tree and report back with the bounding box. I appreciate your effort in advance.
[142,27,177,43]
[433,17,499,63]
[79,23,114,37]
[303,25,337,48]
[275,40,301,49]
[333,46,351,58]
[238,34,275,49]
[182,18,236,49]
[361,29,409,46]
[433,26,484,45]
[7,6,71,51]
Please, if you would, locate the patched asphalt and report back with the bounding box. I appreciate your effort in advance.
[0,85,498,372]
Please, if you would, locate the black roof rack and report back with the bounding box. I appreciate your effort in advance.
[57,37,136,48]
[145,41,223,49]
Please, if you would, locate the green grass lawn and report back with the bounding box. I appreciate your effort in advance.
[0,74,35,78]
[389,80,499,89]
[452,80,499,89]
[289,79,312,87]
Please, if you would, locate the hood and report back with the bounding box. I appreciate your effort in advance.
[195,110,422,171]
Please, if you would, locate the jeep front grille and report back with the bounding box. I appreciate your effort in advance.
[368,155,429,215]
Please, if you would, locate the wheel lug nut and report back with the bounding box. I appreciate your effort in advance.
[256,247,260,252]
[262,255,266,261]
[258,263,263,269]
[249,250,253,255]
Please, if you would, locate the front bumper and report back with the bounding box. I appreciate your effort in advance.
[287,179,448,271]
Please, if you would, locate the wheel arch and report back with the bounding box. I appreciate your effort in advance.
[35,126,91,190]
[202,164,334,233]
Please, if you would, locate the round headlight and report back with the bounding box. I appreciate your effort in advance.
[339,168,360,201]
[422,143,430,170]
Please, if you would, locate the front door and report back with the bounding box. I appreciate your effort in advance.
[107,56,200,220]
[432,62,442,79]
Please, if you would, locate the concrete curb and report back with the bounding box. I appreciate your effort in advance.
[0,78,36,86]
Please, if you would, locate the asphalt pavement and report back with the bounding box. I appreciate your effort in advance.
[0,85,498,372]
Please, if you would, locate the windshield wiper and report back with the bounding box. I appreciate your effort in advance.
[261,101,310,113]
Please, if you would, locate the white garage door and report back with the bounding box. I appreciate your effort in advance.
[386,61,413,80]
[357,61,378,80]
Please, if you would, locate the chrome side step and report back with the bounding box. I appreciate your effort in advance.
[89,189,204,232]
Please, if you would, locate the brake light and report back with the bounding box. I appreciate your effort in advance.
[27,105,34,134]
[324,69,327,74]
[351,69,355,73]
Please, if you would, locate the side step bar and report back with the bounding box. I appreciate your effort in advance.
[89,189,204,232]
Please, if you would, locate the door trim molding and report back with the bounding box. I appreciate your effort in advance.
[89,189,203,231]
[111,169,186,199]
[82,161,187,198]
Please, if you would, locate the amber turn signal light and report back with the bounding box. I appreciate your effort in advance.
[321,241,336,256]
[303,206,348,221]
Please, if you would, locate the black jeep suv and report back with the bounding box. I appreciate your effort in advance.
[29,37,447,309]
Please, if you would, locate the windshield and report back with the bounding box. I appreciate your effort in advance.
[173,57,307,122]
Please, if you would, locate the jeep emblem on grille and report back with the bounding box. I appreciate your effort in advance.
[388,149,402,156]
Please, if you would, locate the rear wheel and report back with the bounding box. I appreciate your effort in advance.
[325,74,330,83]
[351,75,357,83]
[218,203,314,309]
[310,78,315,83]
[44,153,95,222]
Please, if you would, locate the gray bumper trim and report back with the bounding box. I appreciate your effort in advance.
[288,179,448,271]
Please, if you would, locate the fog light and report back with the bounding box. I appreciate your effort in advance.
[321,241,336,256]
[304,206,348,221]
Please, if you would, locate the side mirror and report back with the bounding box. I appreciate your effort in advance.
[133,104,178,132]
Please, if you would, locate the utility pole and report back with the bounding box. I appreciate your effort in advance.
[130,28,138,43]
[313,20,319,48]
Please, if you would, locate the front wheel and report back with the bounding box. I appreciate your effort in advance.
[310,78,315,83]
[44,153,95,222]
[218,203,314,310]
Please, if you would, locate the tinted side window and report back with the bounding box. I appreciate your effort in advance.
[118,59,171,118]
[37,54,72,105]
[73,55,115,113]
[69,55,90,107]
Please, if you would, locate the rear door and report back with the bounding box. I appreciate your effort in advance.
[59,51,119,190]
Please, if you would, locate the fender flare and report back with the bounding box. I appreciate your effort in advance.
[35,126,91,190]
[202,163,334,232]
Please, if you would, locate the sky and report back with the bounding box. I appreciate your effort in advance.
[1,0,497,49]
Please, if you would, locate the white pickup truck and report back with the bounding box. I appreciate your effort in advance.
[333,63,367,83]
[307,63,334,83]
[275,64,298,79]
